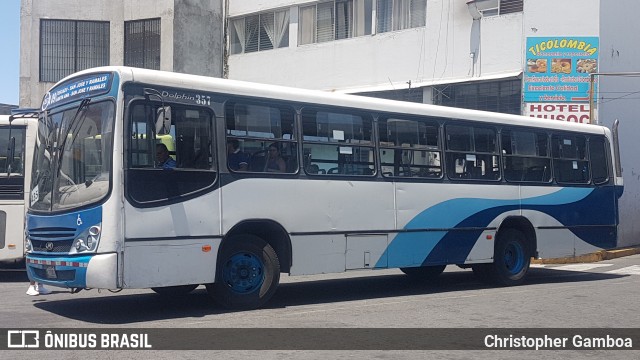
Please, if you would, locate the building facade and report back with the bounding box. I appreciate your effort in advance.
[19,0,224,108]
[19,0,640,246]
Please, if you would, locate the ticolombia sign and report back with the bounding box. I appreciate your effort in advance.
[523,36,598,123]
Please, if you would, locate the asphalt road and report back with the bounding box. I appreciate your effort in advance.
[1,254,639,359]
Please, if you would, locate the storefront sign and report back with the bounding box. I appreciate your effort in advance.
[523,37,599,102]
[524,102,590,123]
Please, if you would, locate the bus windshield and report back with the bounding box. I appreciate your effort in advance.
[30,100,114,212]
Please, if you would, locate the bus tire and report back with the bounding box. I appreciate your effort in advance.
[208,234,280,310]
[400,265,446,280]
[490,228,530,286]
[151,284,198,296]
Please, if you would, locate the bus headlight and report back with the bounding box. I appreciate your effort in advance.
[71,223,102,254]
[87,226,101,251]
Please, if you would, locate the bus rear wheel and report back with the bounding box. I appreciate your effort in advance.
[489,228,530,286]
[151,284,198,296]
[400,265,446,280]
[207,234,280,310]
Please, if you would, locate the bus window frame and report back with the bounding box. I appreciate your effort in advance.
[123,97,218,208]
[588,135,611,186]
[552,132,591,185]
[377,115,443,180]
[444,121,501,182]
[223,98,299,175]
[301,105,376,178]
[500,127,552,184]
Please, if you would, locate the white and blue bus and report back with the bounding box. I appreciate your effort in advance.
[0,113,37,266]
[26,67,623,309]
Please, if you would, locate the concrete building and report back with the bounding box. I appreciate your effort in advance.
[19,0,640,246]
[0,104,18,115]
[19,0,224,108]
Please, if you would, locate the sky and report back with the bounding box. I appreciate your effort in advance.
[0,0,20,105]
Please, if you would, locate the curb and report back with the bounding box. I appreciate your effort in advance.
[531,246,640,264]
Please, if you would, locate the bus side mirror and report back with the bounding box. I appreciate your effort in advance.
[155,106,172,135]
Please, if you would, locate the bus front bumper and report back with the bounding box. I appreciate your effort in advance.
[26,253,118,290]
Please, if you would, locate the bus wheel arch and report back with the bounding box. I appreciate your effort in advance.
[474,217,536,286]
[222,219,292,273]
[496,216,537,260]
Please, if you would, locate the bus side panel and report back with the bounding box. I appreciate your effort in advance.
[123,191,220,288]
[389,183,520,267]
[220,178,396,235]
[289,234,347,275]
[223,178,395,276]
[521,185,617,258]
[123,239,219,288]
[0,203,24,262]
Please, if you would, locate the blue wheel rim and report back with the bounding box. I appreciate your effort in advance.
[222,252,265,294]
[503,241,525,275]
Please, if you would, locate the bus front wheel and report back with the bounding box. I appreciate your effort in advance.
[207,234,280,310]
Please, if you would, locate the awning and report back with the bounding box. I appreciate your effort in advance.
[332,71,523,94]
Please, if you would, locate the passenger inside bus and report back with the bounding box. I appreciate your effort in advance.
[156,143,176,169]
[227,138,249,171]
[266,143,286,172]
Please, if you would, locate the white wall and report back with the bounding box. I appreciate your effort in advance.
[227,0,524,91]
[598,0,640,247]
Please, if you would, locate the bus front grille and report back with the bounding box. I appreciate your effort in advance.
[30,239,74,253]
[28,227,77,254]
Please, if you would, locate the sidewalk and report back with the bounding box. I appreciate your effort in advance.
[532,246,640,264]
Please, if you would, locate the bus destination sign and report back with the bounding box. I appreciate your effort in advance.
[42,73,113,111]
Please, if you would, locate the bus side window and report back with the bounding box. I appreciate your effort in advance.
[553,134,589,184]
[590,136,609,185]
[225,101,297,174]
[502,130,551,183]
[302,108,374,176]
[446,124,499,181]
[126,102,216,205]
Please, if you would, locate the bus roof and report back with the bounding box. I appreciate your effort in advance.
[55,66,607,136]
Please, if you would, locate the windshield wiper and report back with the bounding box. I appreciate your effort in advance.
[55,98,91,174]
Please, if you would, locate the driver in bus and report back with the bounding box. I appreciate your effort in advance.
[156,143,176,169]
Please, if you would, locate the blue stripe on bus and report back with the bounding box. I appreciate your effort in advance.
[379,186,618,268]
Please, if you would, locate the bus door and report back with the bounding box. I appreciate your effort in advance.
[123,101,220,288]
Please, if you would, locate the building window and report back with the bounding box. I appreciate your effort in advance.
[300,0,375,45]
[376,0,426,33]
[476,0,523,17]
[124,18,161,70]
[230,9,290,54]
[39,20,110,83]
[499,0,523,14]
[432,79,522,115]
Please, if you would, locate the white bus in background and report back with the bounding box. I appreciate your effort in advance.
[25,67,623,310]
[0,113,37,266]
